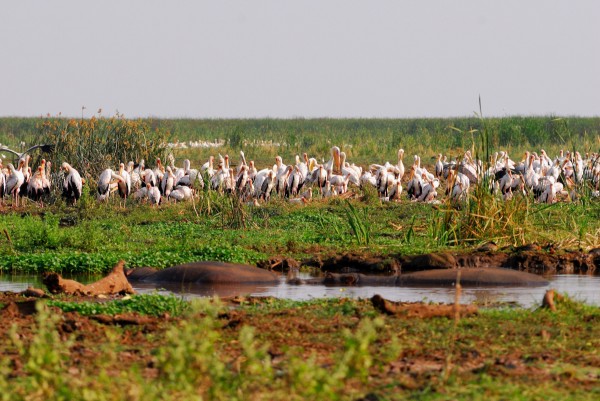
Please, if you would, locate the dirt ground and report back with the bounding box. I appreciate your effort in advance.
[1,287,599,400]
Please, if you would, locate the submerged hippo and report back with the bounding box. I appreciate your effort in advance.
[126,261,280,284]
[298,268,549,287]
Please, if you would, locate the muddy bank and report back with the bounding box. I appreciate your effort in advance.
[305,245,600,276]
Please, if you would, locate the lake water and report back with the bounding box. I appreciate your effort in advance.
[2,273,599,308]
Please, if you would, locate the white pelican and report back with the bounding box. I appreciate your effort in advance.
[324,146,341,176]
[434,154,444,178]
[177,159,201,189]
[169,185,193,202]
[247,160,257,181]
[359,170,377,188]
[388,179,403,201]
[161,166,175,198]
[201,156,215,178]
[147,182,161,206]
[237,151,248,174]
[395,149,405,181]
[339,152,360,187]
[329,174,349,194]
[211,155,230,191]
[417,174,439,202]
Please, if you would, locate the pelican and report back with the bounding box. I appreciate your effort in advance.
[161,166,175,198]
[176,159,201,189]
[324,146,341,176]
[169,185,193,202]
[237,151,248,174]
[201,155,215,178]
[395,149,405,181]
[417,174,439,202]
[211,155,230,191]
[339,152,360,187]
[147,182,161,206]
[360,170,377,188]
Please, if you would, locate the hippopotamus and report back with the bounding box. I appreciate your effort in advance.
[296,267,549,287]
[125,261,280,285]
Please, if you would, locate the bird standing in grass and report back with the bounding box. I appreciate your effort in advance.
[61,162,83,205]
[6,161,25,207]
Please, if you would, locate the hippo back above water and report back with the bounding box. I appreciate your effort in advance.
[398,267,549,287]
[126,261,280,284]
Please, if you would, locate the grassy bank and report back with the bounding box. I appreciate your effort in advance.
[1,294,598,400]
[0,187,598,274]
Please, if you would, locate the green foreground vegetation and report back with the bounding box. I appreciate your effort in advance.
[1,295,599,400]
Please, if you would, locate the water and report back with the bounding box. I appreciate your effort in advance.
[2,273,599,308]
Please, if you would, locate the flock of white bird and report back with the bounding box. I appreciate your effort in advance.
[0,147,598,208]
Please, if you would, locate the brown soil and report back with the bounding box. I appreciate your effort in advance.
[1,290,597,398]
[307,245,600,275]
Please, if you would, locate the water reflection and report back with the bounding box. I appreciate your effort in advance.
[1,273,599,309]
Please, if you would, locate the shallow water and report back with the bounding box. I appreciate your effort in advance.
[2,273,599,308]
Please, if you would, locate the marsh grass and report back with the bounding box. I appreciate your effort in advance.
[26,114,171,185]
[344,200,371,245]
[433,106,535,246]
[2,116,598,175]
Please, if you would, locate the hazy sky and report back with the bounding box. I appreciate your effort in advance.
[1,1,599,118]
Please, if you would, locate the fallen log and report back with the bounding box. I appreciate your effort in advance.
[371,294,478,319]
[43,260,135,296]
[540,289,564,312]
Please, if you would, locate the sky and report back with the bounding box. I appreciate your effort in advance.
[1,1,599,119]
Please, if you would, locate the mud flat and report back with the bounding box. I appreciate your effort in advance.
[306,245,600,276]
